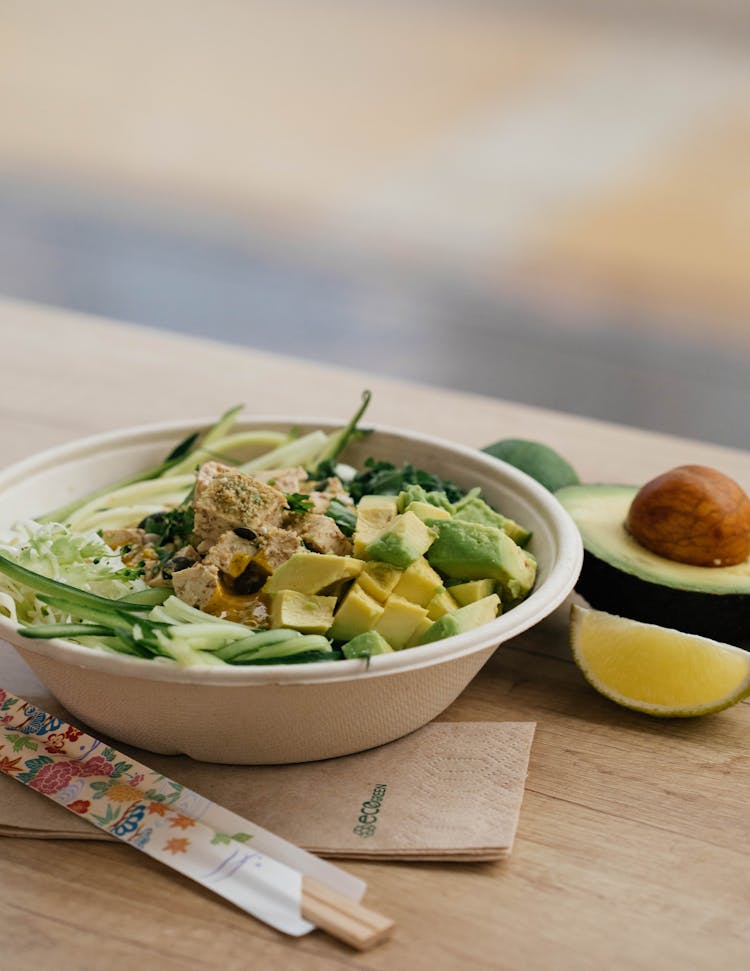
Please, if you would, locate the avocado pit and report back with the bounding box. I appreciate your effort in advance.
[625,465,750,568]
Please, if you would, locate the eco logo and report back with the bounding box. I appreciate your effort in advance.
[352,784,387,838]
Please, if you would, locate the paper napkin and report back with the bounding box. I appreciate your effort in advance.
[0,651,534,861]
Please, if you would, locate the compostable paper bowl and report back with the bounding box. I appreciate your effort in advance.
[0,419,582,763]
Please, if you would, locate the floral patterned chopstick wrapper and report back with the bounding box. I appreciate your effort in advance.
[0,689,392,949]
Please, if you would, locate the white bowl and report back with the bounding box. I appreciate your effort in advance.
[0,418,582,763]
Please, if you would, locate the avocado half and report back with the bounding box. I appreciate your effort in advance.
[555,484,750,643]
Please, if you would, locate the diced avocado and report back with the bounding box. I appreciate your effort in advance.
[392,557,444,607]
[357,560,403,602]
[374,594,429,650]
[270,591,337,634]
[453,495,531,547]
[358,494,401,518]
[406,615,434,647]
[353,495,399,557]
[426,519,536,601]
[342,630,394,659]
[408,501,452,523]
[365,511,437,569]
[450,579,497,606]
[427,588,459,620]
[264,551,363,595]
[320,578,350,601]
[328,583,384,641]
[396,485,454,515]
[417,594,500,645]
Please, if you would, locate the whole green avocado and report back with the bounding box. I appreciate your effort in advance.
[482,439,579,493]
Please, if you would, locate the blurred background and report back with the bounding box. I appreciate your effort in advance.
[2,0,749,447]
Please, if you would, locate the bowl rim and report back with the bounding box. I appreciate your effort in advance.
[0,415,583,686]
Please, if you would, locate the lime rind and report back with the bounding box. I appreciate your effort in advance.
[569,604,750,717]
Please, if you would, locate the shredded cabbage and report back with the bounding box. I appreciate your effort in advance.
[0,520,145,626]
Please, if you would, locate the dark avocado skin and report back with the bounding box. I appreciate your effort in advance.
[576,551,750,647]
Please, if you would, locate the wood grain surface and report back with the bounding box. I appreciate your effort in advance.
[0,298,748,970]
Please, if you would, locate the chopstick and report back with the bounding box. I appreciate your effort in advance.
[0,690,395,950]
[302,877,395,950]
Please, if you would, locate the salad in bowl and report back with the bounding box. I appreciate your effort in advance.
[0,394,537,669]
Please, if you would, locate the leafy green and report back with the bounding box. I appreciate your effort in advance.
[324,498,357,537]
[285,493,314,514]
[311,459,337,483]
[138,506,195,545]
[348,459,466,504]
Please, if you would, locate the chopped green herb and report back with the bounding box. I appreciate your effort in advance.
[312,459,337,485]
[285,493,315,514]
[324,498,357,537]
[348,459,466,504]
[138,507,195,545]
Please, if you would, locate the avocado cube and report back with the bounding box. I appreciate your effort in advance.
[450,579,498,606]
[374,594,429,650]
[353,495,399,558]
[342,630,394,659]
[453,496,532,547]
[358,494,400,520]
[392,557,444,607]
[396,484,454,514]
[328,583,384,641]
[426,520,536,601]
[357,560,403,602]
[365,511,437,570]
[427,588,459,620]
[264,551,363,595]
[406,615,435,647]
[407,501,452,523]
[270,590,337,634]
[417,594,500,645]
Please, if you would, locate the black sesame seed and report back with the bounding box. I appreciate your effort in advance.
[234,527,257,541]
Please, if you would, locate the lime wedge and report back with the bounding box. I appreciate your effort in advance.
[569,604,750,717]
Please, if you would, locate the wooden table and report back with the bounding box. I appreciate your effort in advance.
[1,298,748,970]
